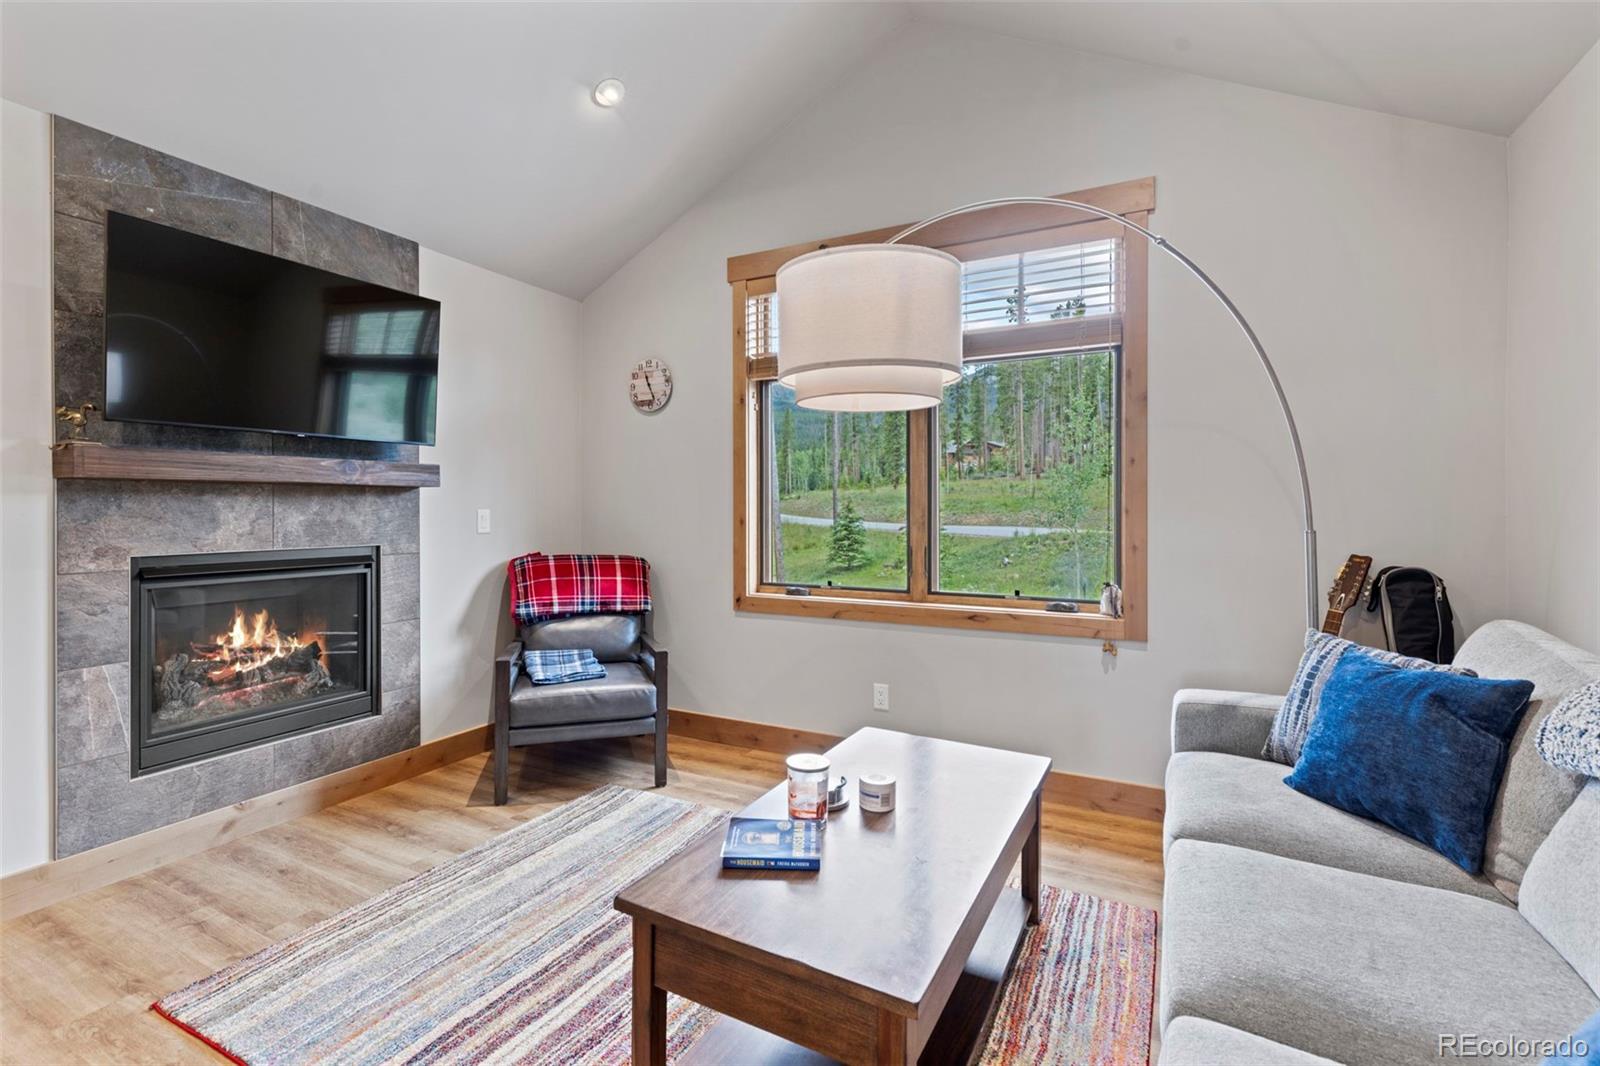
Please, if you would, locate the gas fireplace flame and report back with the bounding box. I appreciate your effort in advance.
[197,608,316,683]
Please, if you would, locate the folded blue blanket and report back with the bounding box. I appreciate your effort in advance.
[522,649,607,685]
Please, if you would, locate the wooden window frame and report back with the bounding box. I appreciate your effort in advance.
[730,177,1151,640]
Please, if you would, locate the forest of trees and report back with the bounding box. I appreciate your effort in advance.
[772,402,907,499]
[761,275,1119,598]
[766,346,1117,599]
[770,350,1115,517]
[939,351,1114,483]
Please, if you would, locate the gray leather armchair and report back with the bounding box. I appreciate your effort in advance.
[493,613,667,804]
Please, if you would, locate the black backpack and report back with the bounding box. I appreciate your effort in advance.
[1364,566,1456,663]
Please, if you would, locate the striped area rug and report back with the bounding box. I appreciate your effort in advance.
[155,785,1156,1065]
[978,886,1157,1065]
[155,786,722,1064]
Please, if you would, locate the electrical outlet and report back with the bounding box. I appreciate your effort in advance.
[476,508,492,534]
[872,683,890,712]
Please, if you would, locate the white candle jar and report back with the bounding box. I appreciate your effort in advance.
[858,772,897,813]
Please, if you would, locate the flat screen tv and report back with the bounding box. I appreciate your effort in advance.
[104,211,439,446]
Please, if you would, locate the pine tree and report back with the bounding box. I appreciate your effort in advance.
[877,413,892,484]
[830,413,841,521]
[883,411,906,487]
[777,408,794,496]
[828,499,868,570]
[949,374,966,479]
[1044,349,1112,597]
[968,364,989,473]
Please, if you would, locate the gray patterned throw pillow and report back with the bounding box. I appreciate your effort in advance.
[1535,680,1600,778]
[1262,630,1476,765]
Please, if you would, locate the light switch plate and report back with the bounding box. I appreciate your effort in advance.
[476,508,491,534]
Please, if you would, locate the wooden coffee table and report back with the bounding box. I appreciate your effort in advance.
[614,727,1052,1065]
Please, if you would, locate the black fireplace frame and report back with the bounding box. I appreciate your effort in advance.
[129,546,382,777]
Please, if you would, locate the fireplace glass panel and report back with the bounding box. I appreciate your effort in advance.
[131,548,380,777]
[146,570,368,738]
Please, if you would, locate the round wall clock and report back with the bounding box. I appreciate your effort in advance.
[629,358,673,414]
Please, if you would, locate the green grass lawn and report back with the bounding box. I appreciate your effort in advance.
[779,484,911,523]
[770,524,1114,600]
[771,524,909,590]
[780,474,1113,530]
[937,530,1114,599]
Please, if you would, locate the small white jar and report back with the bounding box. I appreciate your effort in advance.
[858,772,897,813]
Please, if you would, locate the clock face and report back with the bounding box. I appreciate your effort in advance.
[629,358,673,413]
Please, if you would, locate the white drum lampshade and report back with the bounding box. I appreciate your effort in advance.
[775,244,963,411]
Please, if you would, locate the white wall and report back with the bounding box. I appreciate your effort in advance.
[418,251,583,740]
[577,20,1512,787]
[1,100,55,875]
[1505,43,1600,652]
[0,100,585,875]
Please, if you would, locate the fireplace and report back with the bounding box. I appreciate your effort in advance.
[129,547,381,776]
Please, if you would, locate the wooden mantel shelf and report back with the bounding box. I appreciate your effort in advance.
[52,444,440,488]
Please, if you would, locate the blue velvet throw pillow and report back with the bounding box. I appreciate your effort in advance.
[1541,1007,1600,1066]
[1284,654,1534,873]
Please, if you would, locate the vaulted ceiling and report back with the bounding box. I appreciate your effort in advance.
[917,2,1600,137]
[0,2,908,298]
[5,2,1595,299]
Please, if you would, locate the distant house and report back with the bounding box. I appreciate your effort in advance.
[943,439,1007,472]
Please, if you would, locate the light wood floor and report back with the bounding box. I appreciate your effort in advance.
[0,736,1164,1064]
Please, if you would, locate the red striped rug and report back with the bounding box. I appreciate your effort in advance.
[154,786,1156,1064]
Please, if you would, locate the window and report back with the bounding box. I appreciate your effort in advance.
[763,383,910,591]
[319,301,440,444]
[935,348,1117,602]
[343,370,413,441]
[750,281,915,590]
[731,178,1151,639]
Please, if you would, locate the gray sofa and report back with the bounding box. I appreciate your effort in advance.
[1159,620,1599,1065]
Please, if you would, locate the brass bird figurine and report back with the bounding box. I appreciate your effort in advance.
[54,402,100,446]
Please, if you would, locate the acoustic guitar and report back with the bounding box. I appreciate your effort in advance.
[1322,554,1373,636]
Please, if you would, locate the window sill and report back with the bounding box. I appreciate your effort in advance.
[735,590,1137,640]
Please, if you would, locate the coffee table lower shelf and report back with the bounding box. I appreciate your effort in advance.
[678,887,1032,1066]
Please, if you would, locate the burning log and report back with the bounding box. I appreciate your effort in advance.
[156,641,326,711]
[209,641,323,688]
[153,605,351,726]
[190,641,287,658]
[191,676,321,713]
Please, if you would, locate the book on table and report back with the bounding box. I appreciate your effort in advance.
[720,817,822,870]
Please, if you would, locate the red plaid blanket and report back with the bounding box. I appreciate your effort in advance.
[507,553,652,626]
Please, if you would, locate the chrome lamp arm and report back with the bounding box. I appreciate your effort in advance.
[890,197,1318,629]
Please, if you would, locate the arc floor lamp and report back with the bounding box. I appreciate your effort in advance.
[775,196,1319,628]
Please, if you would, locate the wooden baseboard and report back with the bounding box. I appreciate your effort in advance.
[667,708,1163,822]
[667,707,842,754]
[1039,770,1165,823]
[1,724,490,921]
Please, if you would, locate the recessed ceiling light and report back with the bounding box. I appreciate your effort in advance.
[592,78,625,109]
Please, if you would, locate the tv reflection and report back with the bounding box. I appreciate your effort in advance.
[316,287,440,446]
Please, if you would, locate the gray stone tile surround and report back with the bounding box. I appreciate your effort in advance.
[52,117,424,858]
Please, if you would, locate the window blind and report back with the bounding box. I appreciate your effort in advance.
[961,239,1117,329]
[744,235,1121,377]
[324,307,439,356]
[960,236,1124,360]
[746,290,779,380]
[746,292,778,357]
